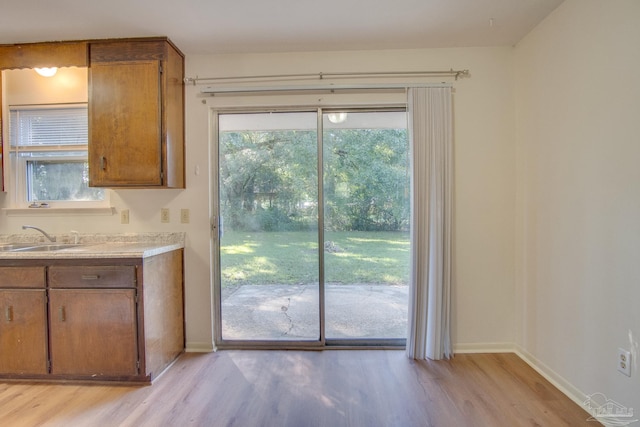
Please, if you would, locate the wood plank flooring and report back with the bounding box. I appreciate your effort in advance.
[0,351,597,427]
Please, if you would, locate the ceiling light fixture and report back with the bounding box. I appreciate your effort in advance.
[327,112,347,124]
[34,67,58,77]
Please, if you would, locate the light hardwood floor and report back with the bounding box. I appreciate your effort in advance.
[0,351,597,427]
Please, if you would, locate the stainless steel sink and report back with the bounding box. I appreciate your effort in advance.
[0,244,39,252]
[8,244,85,252]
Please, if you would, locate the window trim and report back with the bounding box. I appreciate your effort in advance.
[7,103,108,209]
[2,206,115,216]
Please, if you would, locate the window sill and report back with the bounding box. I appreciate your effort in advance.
[3,207,115,216]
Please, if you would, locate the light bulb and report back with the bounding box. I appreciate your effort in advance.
[34,67,58,77]
[327,112,347,124]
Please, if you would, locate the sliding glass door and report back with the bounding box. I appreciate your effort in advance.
[215,109,409,346]
[217,112,320,342]
[322,111,410,343]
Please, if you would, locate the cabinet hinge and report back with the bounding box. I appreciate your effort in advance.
[136,360,140,374]
[47,360,51,373]
[159,64,163,74]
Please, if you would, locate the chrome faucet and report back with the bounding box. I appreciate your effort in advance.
[22,225,56,242]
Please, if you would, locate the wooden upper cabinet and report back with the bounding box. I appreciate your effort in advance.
[0,37,184,190]
[0,41,88,69]
[88,38,185,188]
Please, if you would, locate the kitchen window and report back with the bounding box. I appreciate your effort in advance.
[8,104,105,207]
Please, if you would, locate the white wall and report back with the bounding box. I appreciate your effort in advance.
[515,0,640,410]
[4,67,88,104]
[185,46,517,349]
[1,46,517,353]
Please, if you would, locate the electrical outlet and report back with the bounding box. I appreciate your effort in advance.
[618,348,631,376]
[120,209,130,224]
[180,208,190,224]
[160,208,170,223]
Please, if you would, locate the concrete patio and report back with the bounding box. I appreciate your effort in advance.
[221,283,409,341]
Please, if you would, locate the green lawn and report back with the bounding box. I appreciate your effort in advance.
[220,231,410,287]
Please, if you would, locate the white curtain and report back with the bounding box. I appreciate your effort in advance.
[406,87,453,360]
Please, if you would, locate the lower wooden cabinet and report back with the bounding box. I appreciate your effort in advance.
[49,288,138,376]
[0,289,48,375]
[0,249,184,383]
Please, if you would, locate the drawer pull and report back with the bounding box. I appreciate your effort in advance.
[5,306,12,322]
[81,275,100,280]
[59,306,66,322]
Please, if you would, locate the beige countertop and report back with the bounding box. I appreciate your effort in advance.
[0,232,185,260]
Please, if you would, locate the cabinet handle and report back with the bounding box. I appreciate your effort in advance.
[5,306,12,322]
[100,156,106,170]
[81,275,100,280]
[59,306,66,322]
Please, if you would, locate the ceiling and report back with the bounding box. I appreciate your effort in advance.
[0,0,564,55]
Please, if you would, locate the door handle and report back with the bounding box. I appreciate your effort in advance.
[59,306,66,322]
[5,306,12,322]
[100,156,106,170]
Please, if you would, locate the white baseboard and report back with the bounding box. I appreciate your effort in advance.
[514,345,588,410]
[185,342,215,353]
[453,342,516,354]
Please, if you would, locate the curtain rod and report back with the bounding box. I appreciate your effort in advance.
[199,82,452,96]
[184,69,470,86]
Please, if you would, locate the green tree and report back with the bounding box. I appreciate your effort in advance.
[219,127,409,233]
[219,130,317,231]
[323,128,409,231]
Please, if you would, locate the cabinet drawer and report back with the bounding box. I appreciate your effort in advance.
[48,266,136,288]
[0,267,46,288]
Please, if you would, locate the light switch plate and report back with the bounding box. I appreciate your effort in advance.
[180,209,190,224]
[161,208,170,223]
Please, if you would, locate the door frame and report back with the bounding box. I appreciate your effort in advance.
[211,106,407,350]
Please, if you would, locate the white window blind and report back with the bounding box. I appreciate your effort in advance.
[10,105,88,148]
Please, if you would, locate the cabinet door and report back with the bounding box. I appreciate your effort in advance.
[89,60,162,187]
[49,289,138,377]
[0,290,48,374]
